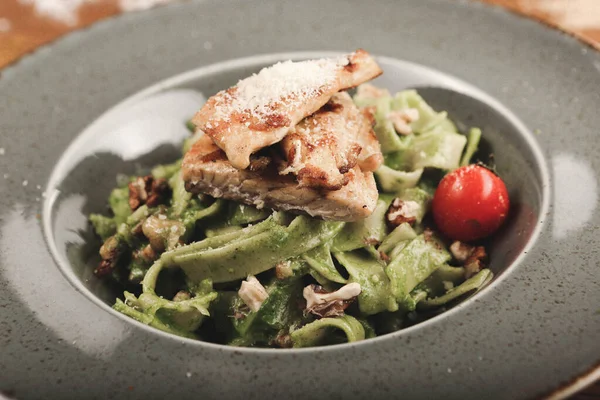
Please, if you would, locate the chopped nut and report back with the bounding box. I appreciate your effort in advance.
[238,276,269,312]
[128,175,170,211]
[173,291,191,302]
[128,176,152,210]
[387,108,420,135]
[95,235,126,277]
[146,178,169,207]
[131,221,144,236]
[449,241,487,263]
[94,259,114,278]
[133,244,157,264]
[386,198,420,227]
[142,215,186,252]
[99,235,121,260]
[464,260,483,279]
[423,227,434,242]
[466,246,487,265]
[391,118,411,135]
[449,241,487,278]
[449,241,472,262]
[232,310,246,320]
[303,283,361,318]
[275,260,294,280]
[400,108,420,123]
[270,333,292,348]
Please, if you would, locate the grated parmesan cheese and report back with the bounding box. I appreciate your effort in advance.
[213,56,350,123]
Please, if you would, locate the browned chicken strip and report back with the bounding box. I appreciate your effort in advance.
[279,92,383,190]
[182,135,378,221]
[191,49,383,170]
[356,107,384,172]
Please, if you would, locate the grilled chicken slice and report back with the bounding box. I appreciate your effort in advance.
[182,135,378,221]
[279,92,382,190]
[191,49,383,170]
[356,107,383,172]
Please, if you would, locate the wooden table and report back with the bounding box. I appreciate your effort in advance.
[0,0,599,398]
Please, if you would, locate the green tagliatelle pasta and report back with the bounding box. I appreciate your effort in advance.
[290,315,366,347]
[88,85,494,348]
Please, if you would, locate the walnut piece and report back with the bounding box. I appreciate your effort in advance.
[132,244,157,264]
[303,283,361,318]
[386,198,421,227]
[142,215,185,252]
[449,241,472,262]
[128,175,169,211]
[238,276,269,312]
[173,291,191,302]
[449,241,487,279]
[94,235,125,278]
[387,108,420,135]
[270,333,293,348]
[275,260,294,280]
[464,260,483,279]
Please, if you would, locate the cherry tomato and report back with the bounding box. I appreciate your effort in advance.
[432,165,509,242]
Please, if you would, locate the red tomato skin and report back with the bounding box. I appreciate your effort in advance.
[432,165,510,242]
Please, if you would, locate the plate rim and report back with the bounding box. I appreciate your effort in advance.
[1,1,599,398]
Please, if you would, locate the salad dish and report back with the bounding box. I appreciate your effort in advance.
[89,50,508,348]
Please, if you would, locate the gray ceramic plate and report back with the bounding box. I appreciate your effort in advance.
[1,0,599,399]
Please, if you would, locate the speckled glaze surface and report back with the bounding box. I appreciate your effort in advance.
[0,1,599,399]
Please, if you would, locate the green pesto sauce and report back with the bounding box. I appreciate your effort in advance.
[90,86,494,348]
